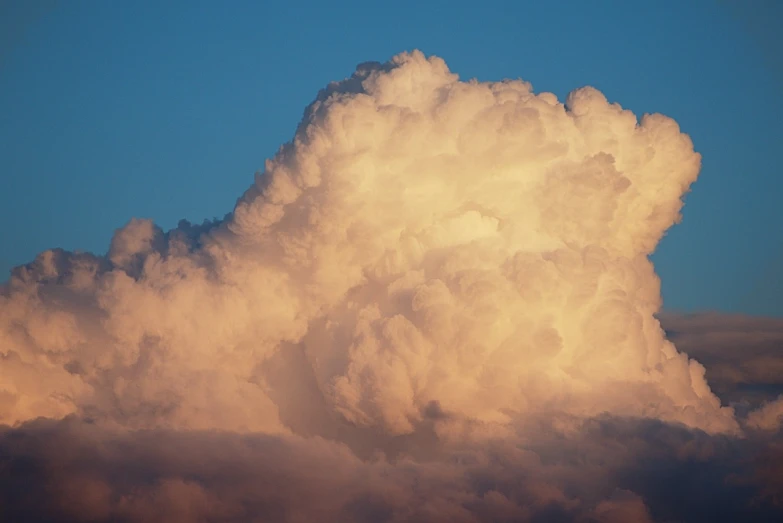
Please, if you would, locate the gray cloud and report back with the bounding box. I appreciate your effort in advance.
[1,414,780,522]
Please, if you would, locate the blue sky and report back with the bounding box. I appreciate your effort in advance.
[1,0,781,316]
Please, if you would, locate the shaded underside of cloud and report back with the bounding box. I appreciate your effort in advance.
[1,51,781,521]
[1,413,781,523]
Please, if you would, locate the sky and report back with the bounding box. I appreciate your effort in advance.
[0,0,781,317]
[2,2,783,522]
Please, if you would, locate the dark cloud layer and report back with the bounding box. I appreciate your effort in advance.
[1,412,781,522]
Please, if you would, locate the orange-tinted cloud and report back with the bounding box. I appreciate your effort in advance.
[1,52,780,522]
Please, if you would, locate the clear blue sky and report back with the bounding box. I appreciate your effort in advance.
[1,0,781,316]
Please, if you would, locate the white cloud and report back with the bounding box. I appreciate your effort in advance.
[0,51,736,436]
[4,50,778,522]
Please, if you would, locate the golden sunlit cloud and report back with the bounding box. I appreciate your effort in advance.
[1,51,780,522]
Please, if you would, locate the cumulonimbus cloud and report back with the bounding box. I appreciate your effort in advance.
[1,51,780,522]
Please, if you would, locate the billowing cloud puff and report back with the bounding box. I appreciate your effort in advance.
[747,397,783,431]
[1,51,780,522]
[661,312,783,432]
[661,312,783,406]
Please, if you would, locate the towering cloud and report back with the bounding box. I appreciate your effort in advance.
[0,51,779,522]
